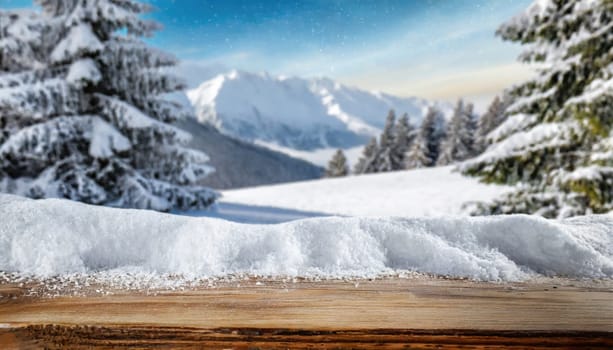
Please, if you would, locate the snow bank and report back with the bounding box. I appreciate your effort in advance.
[1,194,611,281]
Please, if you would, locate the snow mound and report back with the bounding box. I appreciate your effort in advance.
[1,194,611,281]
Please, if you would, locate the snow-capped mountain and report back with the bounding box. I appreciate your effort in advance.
[187,70,452,151]
[164,92,323,189]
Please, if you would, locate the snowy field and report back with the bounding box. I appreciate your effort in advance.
[1,194,611,282]
[220,166,511,217]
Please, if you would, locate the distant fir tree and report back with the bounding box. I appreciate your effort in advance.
[462,0,613,217]
[0,0,216,211]
[354,137,378,174]
[437,99,476,165]
[325,149,349,177]
[355,110,416,174]
[463,102,478,156]
[475,95,509,153]
[405,106,445,168]
[376,110,398,172]
[393,113,415,167]
[404,134,430,169]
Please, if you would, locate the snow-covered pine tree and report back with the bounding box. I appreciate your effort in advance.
[405,106,444,168]
[462,0,613,217]
[0,9,46,184]
[0,9,43,73]
[404,134,430,169]
[325,149,349,177]
[437,99,475,165]
[463,102,478,157]
[0,0,216,211]
[354,137,378,174]
[376,109,398,172]
[475,95,508,153]
[435,107,447,160]
[393,112,414,168]
[0,9,45,145]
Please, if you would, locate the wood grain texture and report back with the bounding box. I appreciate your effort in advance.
[1,278,612,348]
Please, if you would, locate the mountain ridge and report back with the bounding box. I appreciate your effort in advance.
[187,70,453,151]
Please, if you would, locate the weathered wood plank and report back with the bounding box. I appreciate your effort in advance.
[1,278,612,348]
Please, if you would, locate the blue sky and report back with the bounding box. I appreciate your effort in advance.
[2,0,534,108]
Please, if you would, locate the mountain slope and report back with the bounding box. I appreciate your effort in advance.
[187,70,452,151]
[175,118,323,189]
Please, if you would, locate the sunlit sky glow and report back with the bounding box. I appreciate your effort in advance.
[3,0,535,109]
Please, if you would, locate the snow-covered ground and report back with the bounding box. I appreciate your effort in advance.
[1,165,609,283]
[221,166,511,217]
[2,193,611,281]
[179,202,327,224]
